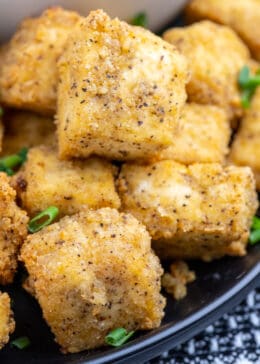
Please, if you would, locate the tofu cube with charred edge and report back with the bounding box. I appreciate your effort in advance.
[229,88,260,190]
[117,161,258,262]
[20,208,165,353]
[0,292,15,350]
[12,145,120,217]
[155,103,230,164]
[1,110,55,156]
[185,0,260,61]
[0,173,28,284]
[0,8,82,115]
[57,9,188,161]
[163,21,251,122]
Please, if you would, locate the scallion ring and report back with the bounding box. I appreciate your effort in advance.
[131,12,148,27]
[28,206,59,233]
[11,336,31,349]
[249,216,260,245]
[105,328,135,347]
[238,66,260,108]
[0,148,28,176]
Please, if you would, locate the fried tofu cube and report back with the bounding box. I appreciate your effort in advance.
[57,9,188,161]
[156,103,230,164]
[163,21,250,121]
[20,208,165,353]
[0,8,81,114]
[1,110,55,156]
[185,0,260,61]
[0,292,15,350]
[12,145,120,217]
[118,161,258,261]
[0,173,28,284]
[229,88,260,190]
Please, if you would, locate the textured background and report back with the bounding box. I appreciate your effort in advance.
[149,288,260,364]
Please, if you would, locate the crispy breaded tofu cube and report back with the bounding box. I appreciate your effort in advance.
[20,208,165,353]
[0,292,15,350]
[0,173,28,284]
[1,110,55,156]
[163,21,250,121]
[185,0,260,61]
[57,9,188,161]
[12,145,120,217]
[229,88,260,190]
[156,103,230,164]
[0,8,81,114]
[118,161,258,261]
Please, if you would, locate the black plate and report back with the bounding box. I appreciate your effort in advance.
[0,245,259,364]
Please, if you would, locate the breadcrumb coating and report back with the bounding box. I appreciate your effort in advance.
[118,161,258,261]
[20,208,165,353]
[0,7,81,114]
[0,292,15,350]
[57,9,188,161]
[12,145,120,217]
[185,0,260,61]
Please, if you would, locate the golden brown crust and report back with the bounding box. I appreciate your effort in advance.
[118,161,258,261]
[163,21,250,122]
[0,292,15,350]
[162,261,195,300]
[229,87,260,190]
[12,145,120,217]
[20,207,165,353]
[0,7,81,114]
[154,103,230,164]
[185,0,260,61]
[57,9,188,161]
[0,173,28,284]
[1,110,55,156]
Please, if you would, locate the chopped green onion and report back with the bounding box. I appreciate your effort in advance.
[28,206,59,233]
[249,216,260,245]
[0,148,28,176]
[238,66,260,108]
[131,12,148,27]
[105,328,135,347]
[11,336,31,349]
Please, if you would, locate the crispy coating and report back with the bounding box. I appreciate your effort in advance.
[0,173,28,284]
[20,208,165,353]
[185,0,260,61]
[162,261,195,300]
[12,145,120,217]
[229,87,260,190]
[0,112,3,153]
[1,110,55,156]
[156,103,230,164]
[57,9,188,161]
[118,161,258,261]
[0,7,81,114]
[0,292,15,350]
[163,21,250,121]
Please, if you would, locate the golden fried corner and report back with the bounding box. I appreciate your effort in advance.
[0,173,28,284]
[0,7,82,114]
[0,292,15,350]
[118,161,258,261]
[57,9,188,161]
[20,207,165,353]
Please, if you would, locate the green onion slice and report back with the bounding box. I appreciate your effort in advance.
[238,66,260,108]
[11,336,31,349]
[249,216,260,245]
[105,328,135,347]
[0,148,28,176]
[28,206,59,233]
[131,12,148,27]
